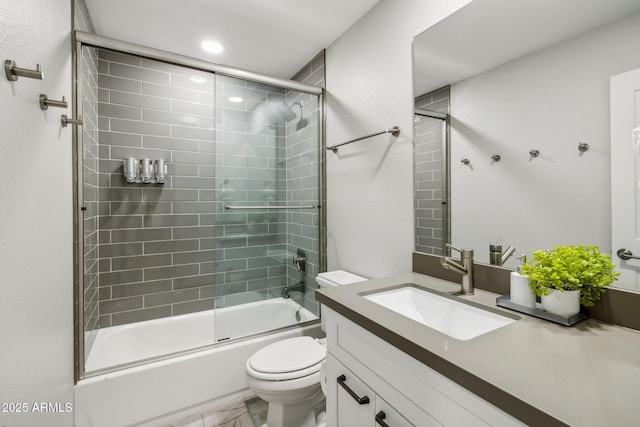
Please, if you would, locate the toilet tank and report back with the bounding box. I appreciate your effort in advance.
[317,270,367,289]
[316,270,367,331]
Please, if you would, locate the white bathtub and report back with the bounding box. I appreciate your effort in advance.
[75,298,322,427]
[85,297,316,372]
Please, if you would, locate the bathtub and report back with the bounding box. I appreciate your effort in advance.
[75,297,322,427]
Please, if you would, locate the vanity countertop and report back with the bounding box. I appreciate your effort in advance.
[315,272,640,427]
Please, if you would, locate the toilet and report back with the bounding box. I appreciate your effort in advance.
[245,270,366,427]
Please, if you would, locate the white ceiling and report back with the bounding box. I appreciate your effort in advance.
[84,0,380,80]
[413,0,640,96]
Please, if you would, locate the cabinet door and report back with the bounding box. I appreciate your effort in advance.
[374,397,415,427]
[325,353,374,427]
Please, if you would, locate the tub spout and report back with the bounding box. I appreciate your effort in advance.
[282,282,305,298]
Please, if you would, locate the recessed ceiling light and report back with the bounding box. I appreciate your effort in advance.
[229,96,243,103]
[201,40,224,54]
[190,76,207,84]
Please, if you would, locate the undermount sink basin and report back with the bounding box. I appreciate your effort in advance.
[364,286,516,340]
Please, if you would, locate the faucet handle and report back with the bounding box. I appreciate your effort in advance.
[446,243,474,259]
[446,243,464,254]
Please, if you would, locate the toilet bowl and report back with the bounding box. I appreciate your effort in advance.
[246,336,326,427]
[245,270,366,427]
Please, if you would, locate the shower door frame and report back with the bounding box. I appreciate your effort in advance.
[72,31,326,382]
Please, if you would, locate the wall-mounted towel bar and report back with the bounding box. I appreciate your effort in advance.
[225,205,316,210]
[327,126,400,153]
[5,60,44,81]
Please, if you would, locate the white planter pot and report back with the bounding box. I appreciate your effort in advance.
[541,289,580,316]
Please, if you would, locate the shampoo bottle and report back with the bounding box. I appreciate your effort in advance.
[510,255,536,308]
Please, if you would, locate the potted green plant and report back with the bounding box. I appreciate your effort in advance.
[521,244,619,316]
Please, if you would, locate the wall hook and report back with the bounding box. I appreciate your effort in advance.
[461,158,470,165]
[491,154,501,162]
[40,94,67,110]
[5,60,44,81]
[61,114,83,127]
[578,142,589,153]
[529,149,540,158]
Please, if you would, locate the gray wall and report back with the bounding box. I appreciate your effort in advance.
[325,0,471,279]
[414,87,449,255]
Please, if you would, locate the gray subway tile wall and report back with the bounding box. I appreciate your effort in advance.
[82,45,100,353]
[94,49,213,327]
[286,51,325,315]
[76,0,100,359]
[91,47,324,328]
[75,0,101,365]
[414,86,450,255]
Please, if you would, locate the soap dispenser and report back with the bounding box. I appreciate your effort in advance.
[510,255,536,308]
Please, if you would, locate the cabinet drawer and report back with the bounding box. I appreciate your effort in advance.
[375,397,415,427]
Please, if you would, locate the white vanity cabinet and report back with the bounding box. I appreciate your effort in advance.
[326,353,438,426]
[322,306,525,427]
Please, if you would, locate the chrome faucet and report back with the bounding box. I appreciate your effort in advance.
[489,244,515,266]
[440,243,474,295]
[489,237,515,266]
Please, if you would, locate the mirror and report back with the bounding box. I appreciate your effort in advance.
[413,0,640,291]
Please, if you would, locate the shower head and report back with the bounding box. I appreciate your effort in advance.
[275,102,297,121]
[294,101,308,130]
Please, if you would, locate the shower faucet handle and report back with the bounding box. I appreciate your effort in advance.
[292,248,306,273]
[292,255,306,272]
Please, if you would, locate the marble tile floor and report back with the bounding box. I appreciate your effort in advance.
[245,397,268,427]
[166,397,268,427]
[244,397,327,427]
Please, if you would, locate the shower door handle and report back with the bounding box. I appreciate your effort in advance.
[337,374,369,405]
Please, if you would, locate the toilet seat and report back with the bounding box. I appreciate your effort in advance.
[247,337,326,381]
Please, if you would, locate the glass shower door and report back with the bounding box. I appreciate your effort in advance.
[77,42,322,376]
[79,45,218,374]
[213,76,321,341]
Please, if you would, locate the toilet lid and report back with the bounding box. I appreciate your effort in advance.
[249,337,325,374]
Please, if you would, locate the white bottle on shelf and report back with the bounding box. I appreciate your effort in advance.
[510,255,536,308]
